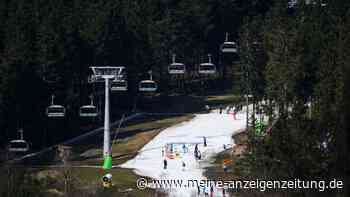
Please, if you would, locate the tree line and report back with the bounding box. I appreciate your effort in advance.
[0,1,271,148]
[236,0,348,196]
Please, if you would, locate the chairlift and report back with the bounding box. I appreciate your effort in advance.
[221,33,238,53]
[168,54,186,74]
[8,129,29,152]
[111,79,128,92]
[199,54,216,74]
[80,95,98,117]
[139,70,158,92]
[46,95,66,117]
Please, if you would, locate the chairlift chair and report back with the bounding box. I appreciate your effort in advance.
[8,129,29,152]
[46,95,65,118]
[221,42,238,53]
[139,70,157,92]
[221,33,238,53]
[8,140,29,152]
[79,95,98,117]
[111,79,128,92]
[168,54,186,74]
[199,54,216,74]
[139,80,158,92]
[169,63,186,74]
[79,105,98,117]
[46,105,66,117]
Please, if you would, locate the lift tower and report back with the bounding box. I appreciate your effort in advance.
[90,66,124,170]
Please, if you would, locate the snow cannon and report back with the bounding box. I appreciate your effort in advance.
[103,155,113,170]
[102,173,113,188]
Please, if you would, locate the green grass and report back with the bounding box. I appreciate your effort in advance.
[8,166,160,197]
[73,167,157,197]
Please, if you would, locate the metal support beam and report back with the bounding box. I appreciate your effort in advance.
[103,78,110,157]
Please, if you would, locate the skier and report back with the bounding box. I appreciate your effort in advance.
[182,160,186,171]
[163,159,168,170]
[198,150,202,160]
[238,104,242,112]
[219,107,223,114]
[232,110,236,120]
[182,144,187,153]
[194,150,198,159]
[205,105,210,113]
[203,136,207,147]
[170,143,174,153]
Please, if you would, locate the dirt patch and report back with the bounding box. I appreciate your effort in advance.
[232,130,248,145]
[204,130,249,196]
[232,131,248,158]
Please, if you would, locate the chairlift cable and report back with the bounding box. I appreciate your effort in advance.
[111,114,125,146]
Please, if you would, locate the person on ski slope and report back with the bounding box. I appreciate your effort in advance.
[182,144,188,153]
[198,150,202,160]
[163,159,168,169]
[194,144,199,158]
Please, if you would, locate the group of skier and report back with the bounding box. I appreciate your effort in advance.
[163,136,208,170]
[161,135,229,195]
[160,105,238,196]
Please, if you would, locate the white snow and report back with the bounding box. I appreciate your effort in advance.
[120,110,247,197]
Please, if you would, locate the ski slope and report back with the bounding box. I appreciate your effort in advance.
[121,110,247,197]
